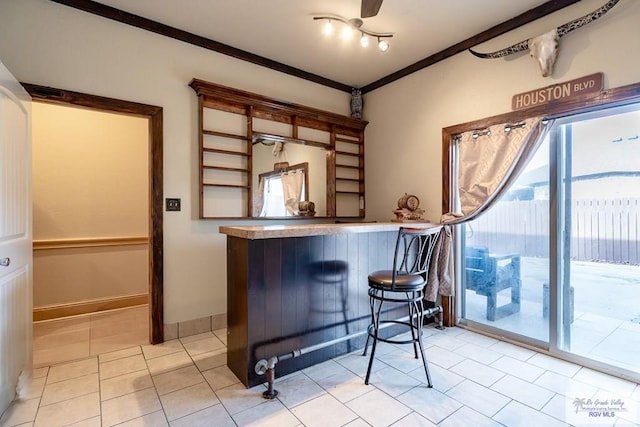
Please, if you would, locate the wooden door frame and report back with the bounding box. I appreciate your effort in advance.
[23,83,164,344]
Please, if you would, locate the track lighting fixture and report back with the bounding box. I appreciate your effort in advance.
[313,16,392,52]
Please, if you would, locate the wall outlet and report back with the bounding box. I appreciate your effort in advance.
[166,198,181,211]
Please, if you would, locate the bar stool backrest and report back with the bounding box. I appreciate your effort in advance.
[391,227,442,291]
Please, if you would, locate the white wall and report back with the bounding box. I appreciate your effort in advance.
[363,0,640,223]
[0,0,350,324]
[32,103,148,240]
[2,0,638,325]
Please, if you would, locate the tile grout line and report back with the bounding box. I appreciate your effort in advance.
[177,331,239,423]
[140,346,171,427]
[97,347,103,425]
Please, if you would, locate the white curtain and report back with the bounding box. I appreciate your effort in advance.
[281,170,303,216]
[254,177,265,217]
[443,116,551,224]
[426,116,553,301]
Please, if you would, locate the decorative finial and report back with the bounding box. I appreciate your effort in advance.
[350,88,363,119]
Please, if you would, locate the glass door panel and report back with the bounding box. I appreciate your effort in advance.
[462,137,550,343]
[557,105,640,376]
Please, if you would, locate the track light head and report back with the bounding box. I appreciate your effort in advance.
[377,37,390,52]
[360,34,369,48]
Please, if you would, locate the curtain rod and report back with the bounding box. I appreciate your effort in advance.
[454,121,530,140]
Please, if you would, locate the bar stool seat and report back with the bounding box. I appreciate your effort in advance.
[362,226,441,387]
[368,270,425,290]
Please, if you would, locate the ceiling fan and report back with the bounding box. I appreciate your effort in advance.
[361,0,383,18]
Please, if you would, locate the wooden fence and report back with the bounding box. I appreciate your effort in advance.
[467,198,640,265]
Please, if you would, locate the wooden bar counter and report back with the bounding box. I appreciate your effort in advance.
[220,222,439,387]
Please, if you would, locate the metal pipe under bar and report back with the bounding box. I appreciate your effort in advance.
[255,306,443,399]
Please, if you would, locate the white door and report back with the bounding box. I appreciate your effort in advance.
[0,61,32,416]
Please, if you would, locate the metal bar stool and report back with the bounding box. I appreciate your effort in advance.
[362,226,441,386]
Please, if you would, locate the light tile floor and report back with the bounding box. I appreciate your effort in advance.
[464,258,640,376]
[2,309,640,426]
[32,305,150,368]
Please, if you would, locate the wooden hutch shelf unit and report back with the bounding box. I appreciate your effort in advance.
[189,79,367,219]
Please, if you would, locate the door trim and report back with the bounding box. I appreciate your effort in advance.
[23,83,164,344]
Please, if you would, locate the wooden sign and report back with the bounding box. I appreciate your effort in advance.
[512,73,603,110]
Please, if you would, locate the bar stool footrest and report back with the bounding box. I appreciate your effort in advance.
[367,320,421,345]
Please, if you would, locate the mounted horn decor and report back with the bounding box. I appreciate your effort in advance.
[469,0,620,77]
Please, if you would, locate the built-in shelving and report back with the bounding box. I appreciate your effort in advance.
[190,79,367,219]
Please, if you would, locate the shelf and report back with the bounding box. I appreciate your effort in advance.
[203,165,250,173]
[335,150,361,157]
[252,132,328,149]
[203,130,248,140]
[335,137,361,144]
[203,183,251,189]
[203,147,250,157]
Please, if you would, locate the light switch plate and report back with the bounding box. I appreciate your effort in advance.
[166,198,181,211]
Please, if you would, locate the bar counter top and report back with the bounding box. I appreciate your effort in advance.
[219,221,441,240]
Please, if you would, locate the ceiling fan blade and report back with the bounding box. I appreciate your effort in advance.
[361,0,383,18]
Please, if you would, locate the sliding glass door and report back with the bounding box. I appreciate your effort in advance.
[460,102,640,378]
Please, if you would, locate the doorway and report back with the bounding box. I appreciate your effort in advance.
[24,84,164,346]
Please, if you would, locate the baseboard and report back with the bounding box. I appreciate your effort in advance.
[163,313,227,341]
[33,293,149,322]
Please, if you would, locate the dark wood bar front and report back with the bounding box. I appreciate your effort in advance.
[221,222,438,387]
